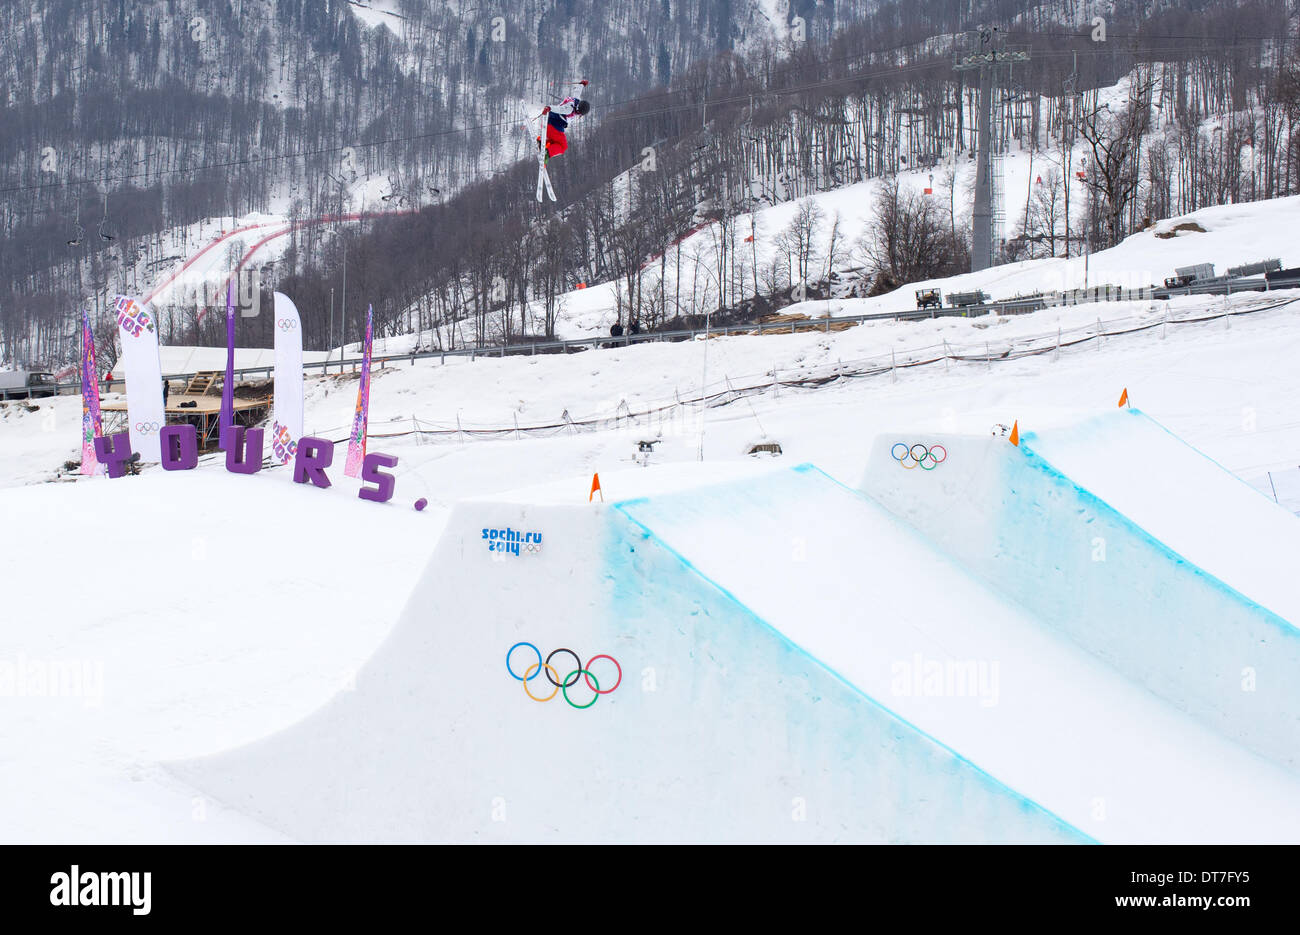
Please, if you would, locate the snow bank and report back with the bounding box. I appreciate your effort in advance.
[176,462,1300,842]
[174,479,1084,843]
[1025,409,1300,625]
[619,465,1300,843]
[859,413,1300,773]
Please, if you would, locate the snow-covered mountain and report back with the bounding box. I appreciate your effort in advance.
[1,0,889,362]
[4,188,1300,845]
[5,6,1300,850]
[4,0,1297,371]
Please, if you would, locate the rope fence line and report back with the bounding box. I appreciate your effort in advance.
[308,296,1297,447]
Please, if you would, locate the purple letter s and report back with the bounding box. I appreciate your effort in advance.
[359,452,398,503]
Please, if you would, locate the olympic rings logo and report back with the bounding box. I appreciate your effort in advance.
[891,442,947,470]
[277,318,298,331]
[523,543,542,554]
[134,421,161,433]
[506,642,621,709]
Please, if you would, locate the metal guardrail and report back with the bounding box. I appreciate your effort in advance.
[35,272,1300,397]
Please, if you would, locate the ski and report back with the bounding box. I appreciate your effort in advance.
[534,114,557,203]
[529,122,543,201]
[532,120,545,201]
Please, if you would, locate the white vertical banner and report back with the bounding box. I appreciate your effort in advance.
[271,292,304,464]
[113,295,165,463]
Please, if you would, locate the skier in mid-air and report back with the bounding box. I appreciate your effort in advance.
[533,80,589,202]
[538,81,590,164]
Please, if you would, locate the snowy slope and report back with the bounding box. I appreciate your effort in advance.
[542,181,1300,340]
[0,471,431,842]
[5,283,1300,494]
[173,454,1300,844]
[1024,410,1300,627]
[617,466,1300,842]
[3,197,1300,841]
[173,475,1087,844]
[860,421,1300,773]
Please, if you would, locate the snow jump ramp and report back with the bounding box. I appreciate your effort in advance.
[175,461,1300,843]
[860,408,1300,775]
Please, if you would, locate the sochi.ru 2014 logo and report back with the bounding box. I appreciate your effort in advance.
[506,643,621,709]
[482,527,542,557]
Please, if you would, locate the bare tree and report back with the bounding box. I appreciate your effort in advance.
[1075,72,1154,248]
[1018,169,1067,258]
[822,209,847,282]
[92,317,121,374]
[779,198,825,290]
[533,220,574,339]
[860,176,966,285]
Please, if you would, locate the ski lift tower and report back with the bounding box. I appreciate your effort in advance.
[954,28,1029,272]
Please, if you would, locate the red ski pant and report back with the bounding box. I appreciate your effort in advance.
[545,125,568,158]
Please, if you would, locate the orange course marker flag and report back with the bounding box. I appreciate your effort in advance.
[1009,421,1020,447]
[589,472,603,502]
[1118,387,1129,407]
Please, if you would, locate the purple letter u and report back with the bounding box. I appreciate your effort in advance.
[224,426,264,474]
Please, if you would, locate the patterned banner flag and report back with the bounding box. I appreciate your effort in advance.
[219,280,236,450]
[113,294,165,463]
[344,305,374,478]
[271,292,304,465]
[79,311,104,475]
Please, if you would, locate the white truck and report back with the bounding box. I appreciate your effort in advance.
[0,370,58,400]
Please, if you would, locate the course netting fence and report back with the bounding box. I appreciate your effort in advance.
[304,295,1298,448]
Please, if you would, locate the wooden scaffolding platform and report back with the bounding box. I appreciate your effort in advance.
[100,390,270,452]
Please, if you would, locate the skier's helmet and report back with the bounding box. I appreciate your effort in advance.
[574,99,591,116]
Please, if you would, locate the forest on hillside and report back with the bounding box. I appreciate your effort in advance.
[266,0,1300,357]
[2,0,854,361]
[3,0,1300,366]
